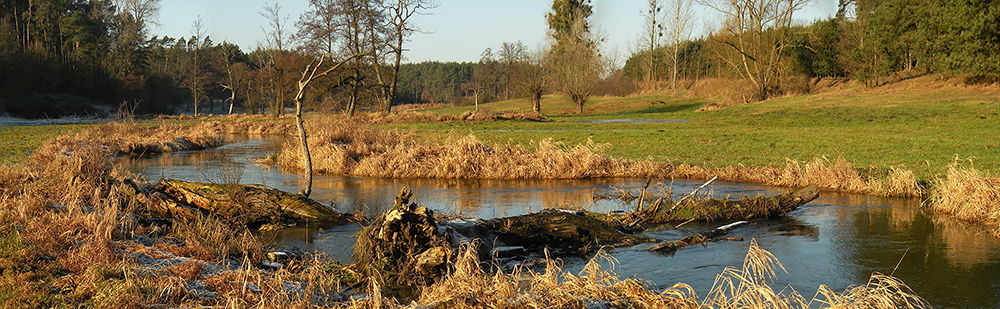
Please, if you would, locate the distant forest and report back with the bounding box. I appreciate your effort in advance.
[1,0,997,119]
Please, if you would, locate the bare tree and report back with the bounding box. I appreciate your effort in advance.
[466,48,495,111]
[334,0,383,117]
[292,49,371,197]
[497,41,528,100]
[666,0,692,89]
[112,0,160,30]
[261,3,292,51]
[297,0,339,55]
[378,0,438,113]
[181,17,209,116]
[260,3,294,115]
[107,0,160,77]
[640,0,664,89]
[218,43,248,114]
[701,0,810,100]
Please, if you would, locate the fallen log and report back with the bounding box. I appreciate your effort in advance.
[133,178,360,227]
[621,184,820,228]
[649,221,746,255]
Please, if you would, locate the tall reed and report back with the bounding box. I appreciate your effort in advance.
[928,162,1000,236]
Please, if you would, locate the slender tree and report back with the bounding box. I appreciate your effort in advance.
[640,0,663,89]
[181,17,210,116]
[665,0,692,89]
[379,0,438,113]
[292,49,371,197]
[260,2,294,115]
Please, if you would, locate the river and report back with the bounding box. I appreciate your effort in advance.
[122,135,1000,308]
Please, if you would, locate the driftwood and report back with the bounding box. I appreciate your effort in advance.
[622,184,820,227]
[126,178,360,227]
[649,221,746,254]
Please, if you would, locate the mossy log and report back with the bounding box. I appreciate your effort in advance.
[624,184,820,227]
[140,178,359,226]
[482,209,658,255]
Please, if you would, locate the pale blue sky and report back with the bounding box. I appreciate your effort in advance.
[155,0,838,64]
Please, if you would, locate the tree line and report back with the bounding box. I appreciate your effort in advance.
[0,0,439,118]
[623,0,999,101]
[2,0,995,119]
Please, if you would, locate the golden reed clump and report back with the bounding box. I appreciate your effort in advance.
[928,162,1000,236]
[674,157,925,197]
[275,116,669,179]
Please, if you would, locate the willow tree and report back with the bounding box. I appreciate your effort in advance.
[547,0,601,114]
[516,48,549,114]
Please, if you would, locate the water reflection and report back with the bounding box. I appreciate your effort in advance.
[122,136,1000,308]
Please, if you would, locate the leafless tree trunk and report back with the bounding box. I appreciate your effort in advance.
[381,0,438,113]
[260,3,293,115]
[292,49,371,197]
[641,0,663,90]
[666,0,692,89]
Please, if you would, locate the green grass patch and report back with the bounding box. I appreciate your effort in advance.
[390,82,999,180]
[0,124,96,163]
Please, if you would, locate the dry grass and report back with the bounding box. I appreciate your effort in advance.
[339,240,930,309]
[928,162,1000,236]
[674,157,925,197]
[31,121,224,158]
[202,114,299,135]
[362,110,548,124]
[274,116,669,179]
[0,121,277,307]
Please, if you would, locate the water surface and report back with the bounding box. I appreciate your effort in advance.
[122,136,1000,308]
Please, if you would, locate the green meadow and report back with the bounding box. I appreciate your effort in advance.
[387,79,999,180]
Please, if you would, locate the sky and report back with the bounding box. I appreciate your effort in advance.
[155,0,839,64]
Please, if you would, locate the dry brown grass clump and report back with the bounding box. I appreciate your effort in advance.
[675,157,925,197]
[202,115,298,135]
[275,117,668,179]
[928,163,1000,236]
[361,110,547,124]
[32,121,223,158]
[0,121,281,307]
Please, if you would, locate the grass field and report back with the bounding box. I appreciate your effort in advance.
[0,124,96,163]
[389,76,999,181]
